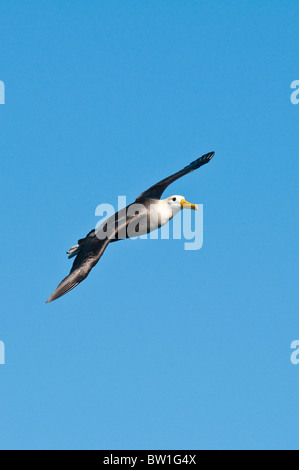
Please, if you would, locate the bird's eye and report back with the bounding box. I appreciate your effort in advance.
[172,197,176,201]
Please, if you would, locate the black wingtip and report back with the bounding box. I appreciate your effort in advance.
[45,294,55,303]
[45,274,80,304]
[188,151,215,170]
[200,151,215,162]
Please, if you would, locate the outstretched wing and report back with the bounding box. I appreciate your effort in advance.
[46,207,140,303]
[136,151,215,201]
[46,236,110,303]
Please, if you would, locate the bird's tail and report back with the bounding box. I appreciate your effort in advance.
[67,244,80,259]
[46,270,82,303]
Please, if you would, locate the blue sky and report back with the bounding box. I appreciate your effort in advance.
[0,1,298,450]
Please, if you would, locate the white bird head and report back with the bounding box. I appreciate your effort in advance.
[166,195,198,215]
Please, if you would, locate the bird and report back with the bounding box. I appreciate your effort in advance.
[46,151,215,303]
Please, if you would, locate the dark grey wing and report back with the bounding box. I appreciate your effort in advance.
[135,151,215,201]
[46,236,110,303]
[46,208,141,303]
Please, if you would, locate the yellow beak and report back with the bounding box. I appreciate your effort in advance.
[180,198,198,211]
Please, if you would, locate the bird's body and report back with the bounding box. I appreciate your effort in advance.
[46,151,214,303]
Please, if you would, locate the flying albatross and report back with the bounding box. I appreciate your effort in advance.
[46,151,214,303]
